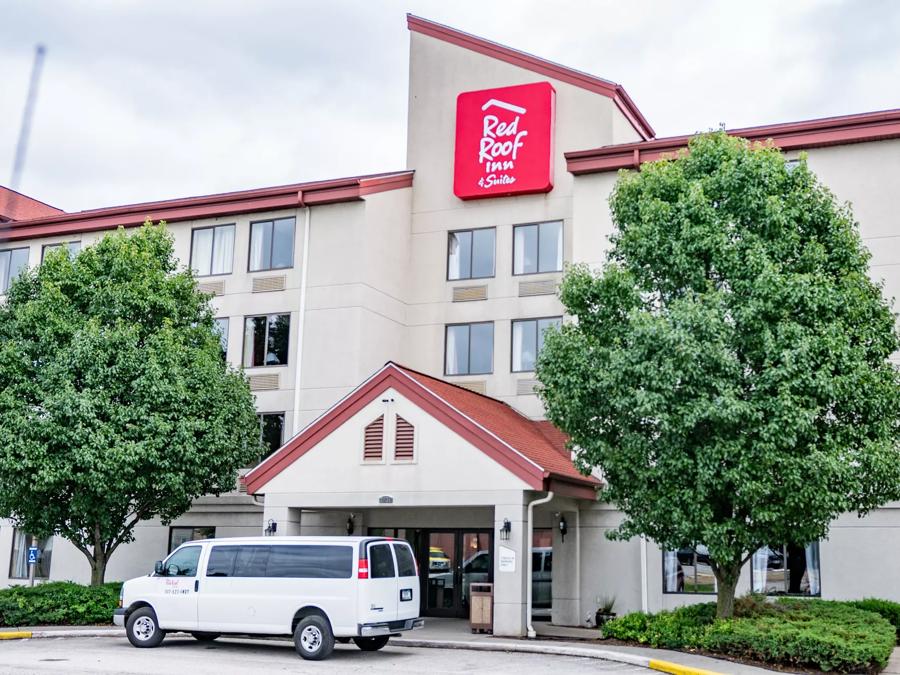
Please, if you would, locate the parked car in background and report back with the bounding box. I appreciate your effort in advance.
[532,547,552,616]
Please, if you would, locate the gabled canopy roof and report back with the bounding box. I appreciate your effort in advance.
[0,185,63,223]
[243,362,599,499]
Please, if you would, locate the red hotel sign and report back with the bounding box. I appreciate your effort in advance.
[453,82,556,200]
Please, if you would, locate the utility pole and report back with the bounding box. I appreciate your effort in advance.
[10,44,46,191]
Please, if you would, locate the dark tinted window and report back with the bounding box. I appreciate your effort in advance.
[266,545,353,579]
[206,546,238,577]
[393,543,416,577]
[233,545,270,577]
[369,543,395,578]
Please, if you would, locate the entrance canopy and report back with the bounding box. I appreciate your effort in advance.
[243,362,598,502]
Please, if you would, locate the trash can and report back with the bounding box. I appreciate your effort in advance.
[469,582,493,633]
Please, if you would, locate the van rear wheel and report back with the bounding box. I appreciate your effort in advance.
[293,615,334,661]
[353,636,390,651]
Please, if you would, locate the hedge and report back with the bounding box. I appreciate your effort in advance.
[0,582,122,627]
[844,599,900,642]
[603,597,896,673]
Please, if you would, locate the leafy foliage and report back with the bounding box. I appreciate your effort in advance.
[603,599,896,673]
[0,225,264,583]
[537,132,900,615]
[0,582,122,627]
[845,598,900,642]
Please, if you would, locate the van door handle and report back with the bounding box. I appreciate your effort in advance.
[194,580,199,592]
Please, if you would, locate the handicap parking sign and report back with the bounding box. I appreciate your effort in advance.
[27,546,39,565]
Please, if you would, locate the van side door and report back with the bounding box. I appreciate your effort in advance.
[152,544,203,631]
[360,542,398,623]
[393,542,419,621]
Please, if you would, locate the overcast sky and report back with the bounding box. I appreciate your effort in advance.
[1,0,898,213]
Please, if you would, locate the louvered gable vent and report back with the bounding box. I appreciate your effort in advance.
[394,415,415,461]
[363,415,385,461]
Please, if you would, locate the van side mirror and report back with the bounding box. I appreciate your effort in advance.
[154,560,165,575]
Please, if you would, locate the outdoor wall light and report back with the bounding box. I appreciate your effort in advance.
[346,514,355,536]
[559,515,568,542]
[264,519,277,536]
[500,518,512,541]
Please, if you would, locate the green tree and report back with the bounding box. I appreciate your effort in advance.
[0,224,264,585]
[537,133,900,617]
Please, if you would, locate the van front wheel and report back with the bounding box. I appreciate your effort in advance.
[353,636,390,651]
[293,615,334,661]
[125,607,166,648]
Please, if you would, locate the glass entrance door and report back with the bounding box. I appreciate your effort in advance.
[423,530,492,618]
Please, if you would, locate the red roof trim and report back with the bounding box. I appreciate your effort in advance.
[406,14,654,141]
[244,363,548,494]
[0,170,414,243]
[566,108,900,174]
[0,186,63,222]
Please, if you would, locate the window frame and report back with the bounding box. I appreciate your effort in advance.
[661,547,718,595]
[512,220,564,276]
[446,226,496,281]
[213,317,229,360]
[0,247,30,294]
[510,316,563,373]
[168,526,216,554]
[257,411,286,461]
[444,321,494,376]
[9,529,52,580]
[41,241,81,262]
[242,313,291,368]
[750,543,822,597]
[189,224,235,278]
[247,217,296,272]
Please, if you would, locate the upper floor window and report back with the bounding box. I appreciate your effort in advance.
[664,546,716,594]
[448,228,495,280]
[512,317,561,372]
[0,247,29,294]
[42,241,81,261]
[213,318,229,360]
[514,221,562,275]
[249,218,295,272]
[191,224,235,277]
[243,313,290,367]
[258,412,285,460]
[752,543,820,596]
[445,322,493,376]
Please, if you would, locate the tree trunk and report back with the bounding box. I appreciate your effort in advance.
[714,562,741,618]
[90,559,107,586]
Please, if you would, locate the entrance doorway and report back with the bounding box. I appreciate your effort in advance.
[366,527,493,618]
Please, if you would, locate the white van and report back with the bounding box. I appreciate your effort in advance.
[113,536,423,660]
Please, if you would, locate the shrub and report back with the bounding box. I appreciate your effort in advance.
[602,603,716,648]
[845,599,900,642]
[0,581,122,627]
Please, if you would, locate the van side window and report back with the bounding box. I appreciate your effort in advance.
[164,546,201,577]
[266,545,353,579]
[369,544,396,578]
[233,545,271,577]
[393,543,416,577]
[206,546,238,577]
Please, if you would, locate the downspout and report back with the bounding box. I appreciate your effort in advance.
[526,490,554,638]
[575,508,581,624]
[640,535,649,613]
[292,202,312,435]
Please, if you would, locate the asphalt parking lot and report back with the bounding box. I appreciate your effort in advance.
[0,635,648,674]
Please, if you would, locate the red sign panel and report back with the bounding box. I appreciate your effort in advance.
[453,82,556,200]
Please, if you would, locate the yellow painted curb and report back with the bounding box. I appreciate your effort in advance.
[649,659,724,675]
[0,631,32,640]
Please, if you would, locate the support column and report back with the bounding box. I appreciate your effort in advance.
[551,509,581,625]
[261,505,301,536]
[492,494,528,637]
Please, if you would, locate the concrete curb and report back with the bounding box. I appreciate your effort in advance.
[391,637,724,675]
[0,628,724,675]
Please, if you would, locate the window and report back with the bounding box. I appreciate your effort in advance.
[249,218,295,271]
[752,543,820,596]
[9,530,52,579]
[448,228,495,280]
[243,313,290,367]
[664,546,716,594]
[393,543,416,577]
[214,318,229,359]
[363,415,384,462]
[233,545,270,577]
[512,317,562,372]
[162,545,202,576]
[267,545,353,579]
[394,415,415,462]
[513,221,563,275]
[168,526,215,553]
[0,247,29,294]
[369,543,396,578]
[191,224,235,276]
[258,412,285,460]
[445,322,494,375]
[42,241,81,261]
